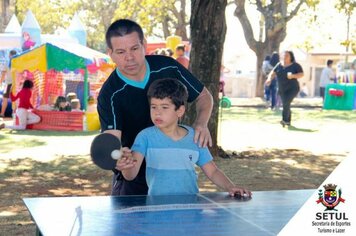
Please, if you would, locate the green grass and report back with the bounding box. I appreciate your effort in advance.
[219,107,356,123]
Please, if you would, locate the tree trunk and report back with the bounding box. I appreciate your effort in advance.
[187,0,227,157]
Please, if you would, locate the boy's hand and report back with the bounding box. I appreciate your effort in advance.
[228,186,252,199]
[115,147,136,171]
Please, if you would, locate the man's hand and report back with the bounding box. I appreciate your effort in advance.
[193,123,212,148]
[115,147,136,171]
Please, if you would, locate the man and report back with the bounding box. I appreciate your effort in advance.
[175,44,190,69]
[319,59,334,101]
[1,50,17,118]
[97,19,213,195]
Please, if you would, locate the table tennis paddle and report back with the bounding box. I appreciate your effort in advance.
[90,133,122,170]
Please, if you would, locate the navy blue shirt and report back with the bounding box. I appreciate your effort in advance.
[97,55,204,195]
[275,62,303,91]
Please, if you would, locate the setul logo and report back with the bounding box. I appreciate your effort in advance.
[316,184,345,211]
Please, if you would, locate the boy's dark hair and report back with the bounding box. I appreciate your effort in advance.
[23,79,33,89]
[327,59,333,66]
[147,78,188,110]
[105,19,144,49]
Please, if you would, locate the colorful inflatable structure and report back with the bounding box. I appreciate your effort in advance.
[10,42,114,131]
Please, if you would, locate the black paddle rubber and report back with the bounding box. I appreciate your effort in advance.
[90,133,122,170]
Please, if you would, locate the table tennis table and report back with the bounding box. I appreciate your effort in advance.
[23,189,315,236]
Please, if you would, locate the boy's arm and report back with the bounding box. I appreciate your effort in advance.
[201,161,252,197]
[117,151,144,181]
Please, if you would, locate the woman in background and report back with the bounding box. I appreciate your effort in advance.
[266,51,304,126]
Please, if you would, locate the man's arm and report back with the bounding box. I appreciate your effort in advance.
[201,161,252,197]
[193,87,213,147]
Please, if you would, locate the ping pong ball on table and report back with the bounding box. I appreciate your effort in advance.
[111,149,122,160]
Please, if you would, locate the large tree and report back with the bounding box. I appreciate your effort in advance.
[232,0,318,97]
[186,0,227,157]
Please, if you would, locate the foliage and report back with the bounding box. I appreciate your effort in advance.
[14,0,190,51]
[114,0,189,40]
[335,0,356,54]
[15,0,80,33]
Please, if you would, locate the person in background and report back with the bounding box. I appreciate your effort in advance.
[22,32,36,51]
[0,79,40,130]
[262,55,273,102]
[0,50,17,118]
[54,96,71,111]
[166,48,174,57]
[87,96,97,112]
[219,65,230,97]
[66,92,77,103]
[70,98,81,111]
[319,59,334,102]
[266,51,304,126]
[299,83,309,98]
[175,44,190,69]
[267,52,280,110]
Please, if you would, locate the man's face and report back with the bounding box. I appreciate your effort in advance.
[108,32,147,80]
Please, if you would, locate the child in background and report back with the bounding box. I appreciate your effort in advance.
[118,78,251,197]
[0,79,40,130]
[54,96,71,111]
[87,96,97,112]
[66,92,77,103]
[70,98,81,111]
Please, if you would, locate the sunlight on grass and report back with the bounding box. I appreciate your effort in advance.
[219,107,356,123]
[0,136,46,154]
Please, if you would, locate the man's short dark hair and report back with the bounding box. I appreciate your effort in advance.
[147,78,188,110]
[327,59,333,66]
[105,19,144,49]
[176,44,185,52]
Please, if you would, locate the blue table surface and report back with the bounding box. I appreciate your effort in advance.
[23,189,315,236]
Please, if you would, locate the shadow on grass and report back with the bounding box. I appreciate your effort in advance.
[219,107,356,123]
[199,148,346,192]
[0,156,111,197]
[287,125,318,132]
[0,155,112,236]
[4,129,100,137]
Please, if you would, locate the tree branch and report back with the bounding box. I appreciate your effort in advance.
[286,0,306,22]
[233,0,258,52]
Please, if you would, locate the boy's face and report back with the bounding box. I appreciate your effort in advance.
[150,97,185,129]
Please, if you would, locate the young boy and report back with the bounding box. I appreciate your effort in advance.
[118,78,251,197]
